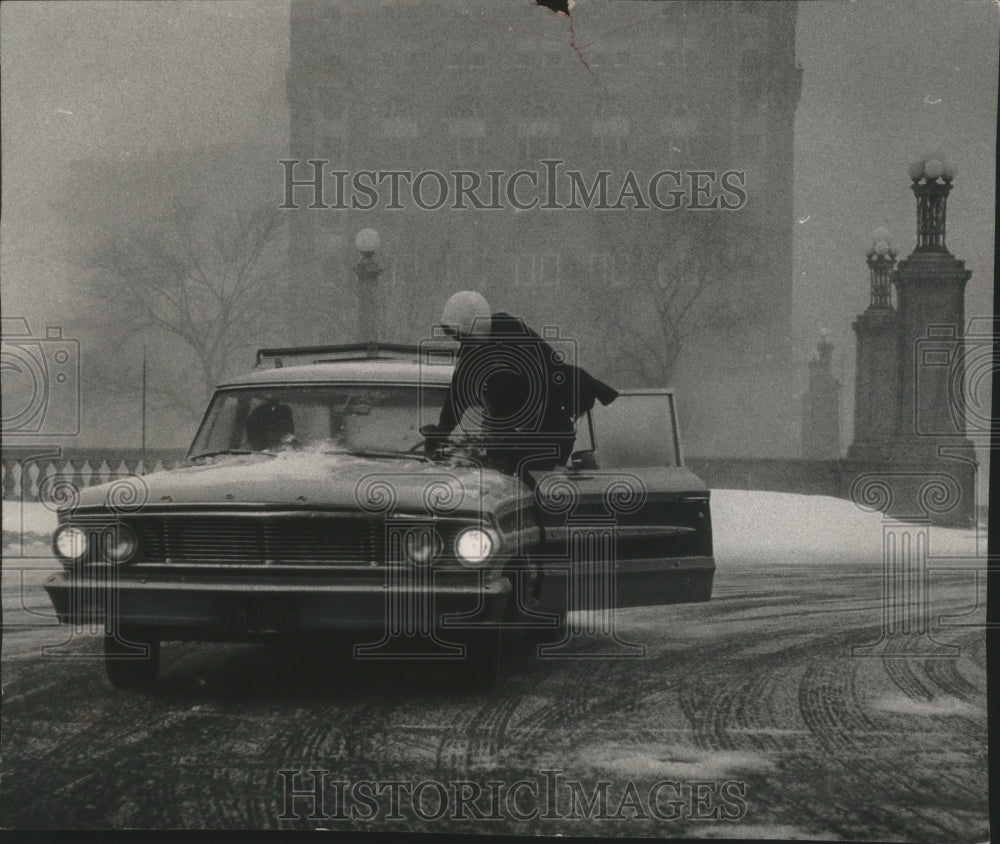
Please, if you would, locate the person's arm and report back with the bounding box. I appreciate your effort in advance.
[434,370,463,435]
[582,369,619,409]
[557,364,619,418]
[424,349,468,443]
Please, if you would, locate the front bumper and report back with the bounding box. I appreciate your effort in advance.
[44,570,512,641]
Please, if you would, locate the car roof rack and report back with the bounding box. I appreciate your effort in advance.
[255,341,455,368]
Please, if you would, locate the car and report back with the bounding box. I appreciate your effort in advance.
[44,342,714,690]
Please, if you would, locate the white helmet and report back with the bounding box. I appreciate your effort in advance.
[440,291,491,338]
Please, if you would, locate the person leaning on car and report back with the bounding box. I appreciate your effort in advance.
[421,291,618,483]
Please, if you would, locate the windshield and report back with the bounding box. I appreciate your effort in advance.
[188,384,448,459]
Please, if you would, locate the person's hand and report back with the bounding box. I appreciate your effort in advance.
[420,424,447,458]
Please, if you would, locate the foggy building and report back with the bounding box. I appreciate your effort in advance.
[285,0,802,457]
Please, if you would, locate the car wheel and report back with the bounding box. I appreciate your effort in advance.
[461,628,502,690]
[503,565,564,644]
[104,629,160,690]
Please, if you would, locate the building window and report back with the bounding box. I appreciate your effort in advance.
[448,109,485,165]
[520,48,561,70]
[659,1,688,20]
[387,94,410,119]
[383,44,418,69]
[517,93,560,159]
[591,253,612,288]
[453,100,481,120]
[592,253,631,290]
[452,135,482,165]
[382,94,418,151]
[513,253,560,288]
[318,135,345,164]
[520,134,559,160]
[592,105,629,159]
[595,135,629,158]
[383,135,412,162]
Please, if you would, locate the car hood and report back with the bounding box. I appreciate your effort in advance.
[72,451,528,516]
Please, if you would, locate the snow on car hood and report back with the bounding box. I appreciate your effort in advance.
[72,450,527,515]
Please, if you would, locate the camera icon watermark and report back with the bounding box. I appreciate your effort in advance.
[912,317,997,440]
[1,317,81,437]
[418,320,581,442]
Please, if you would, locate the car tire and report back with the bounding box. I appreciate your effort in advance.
[104,629,160,690]
[503,564,565,644]
[461,628,502,690]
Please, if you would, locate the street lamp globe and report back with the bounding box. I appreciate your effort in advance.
[355,228,380,254]
[923,158,944,180]
[870,227,893,258]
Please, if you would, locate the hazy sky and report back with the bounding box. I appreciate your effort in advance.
[2,0,997,372]
[792,0,997,384]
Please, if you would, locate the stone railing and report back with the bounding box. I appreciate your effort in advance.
[1,449,187,502]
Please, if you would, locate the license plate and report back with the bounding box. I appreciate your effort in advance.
[230,598,298,633]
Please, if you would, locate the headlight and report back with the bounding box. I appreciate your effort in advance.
[403,529,441,566]
[454,527,497,567]
[104,524,138,563]
[54,525,88,563]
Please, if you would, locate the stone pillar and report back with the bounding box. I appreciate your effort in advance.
[892,165,972,442]
[848,230,900,461]
[850,153,976,525]
[802,334,841,459]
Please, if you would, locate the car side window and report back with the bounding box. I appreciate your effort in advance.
[590,392,679,468]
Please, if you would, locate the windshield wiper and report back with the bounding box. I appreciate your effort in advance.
[188,449,263,461]
[329,448,426,462]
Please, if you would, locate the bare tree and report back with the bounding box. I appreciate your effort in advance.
[85,201,287,417]
[575,212,752,385]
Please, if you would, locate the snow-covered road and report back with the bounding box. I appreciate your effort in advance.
[0,489,988,838]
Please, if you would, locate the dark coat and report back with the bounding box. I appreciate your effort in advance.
[432,313,618,467]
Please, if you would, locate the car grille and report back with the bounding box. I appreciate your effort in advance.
[72,513,399,568]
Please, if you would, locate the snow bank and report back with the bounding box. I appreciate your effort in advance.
[710,489,984,564]
[2,500,58,539]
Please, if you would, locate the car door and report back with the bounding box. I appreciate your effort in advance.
[531,389,714,611]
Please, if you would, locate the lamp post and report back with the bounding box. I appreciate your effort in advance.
[848,226,901,461]
[907,151,956,252]
[894,150,971,450]
[354,228,382,347]
[865,226,899,309]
